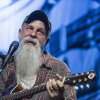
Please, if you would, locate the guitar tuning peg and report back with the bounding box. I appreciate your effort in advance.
[75,73,78,76]
[73,80,76,83]
[78,79,82,82]
[75,86,79,90]
[84,78,87,81]
[86,84,90,88]
[87,72,89,74]
[80,85,84,89]
[81,72,84,75]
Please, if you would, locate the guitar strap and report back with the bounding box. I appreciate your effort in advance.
[1,83,17,97]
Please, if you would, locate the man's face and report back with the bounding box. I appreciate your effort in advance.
[19,20,47,48]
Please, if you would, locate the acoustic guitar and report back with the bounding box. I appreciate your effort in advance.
[0,70,96,100]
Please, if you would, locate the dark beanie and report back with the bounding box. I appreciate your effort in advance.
[23,10,51,38]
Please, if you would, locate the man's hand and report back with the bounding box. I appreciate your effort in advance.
[46,74,65,100]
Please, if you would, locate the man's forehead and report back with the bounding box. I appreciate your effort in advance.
[24,20,46,29]
[28,20,45,25]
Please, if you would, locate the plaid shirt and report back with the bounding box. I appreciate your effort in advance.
[1,51,77,100]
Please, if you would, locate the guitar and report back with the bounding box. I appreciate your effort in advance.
[0,71,96,100]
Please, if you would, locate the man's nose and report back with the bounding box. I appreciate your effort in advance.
[29,31,37,38]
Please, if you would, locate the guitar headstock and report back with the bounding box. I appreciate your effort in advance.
[65,70,96,89]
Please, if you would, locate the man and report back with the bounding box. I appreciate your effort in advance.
[1,10,77,100]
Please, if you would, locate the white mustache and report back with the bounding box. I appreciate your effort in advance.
[23,36,39,46]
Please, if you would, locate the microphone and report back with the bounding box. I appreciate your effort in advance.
[0,41,19,72]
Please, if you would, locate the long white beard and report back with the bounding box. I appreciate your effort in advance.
[15,37,42,89]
